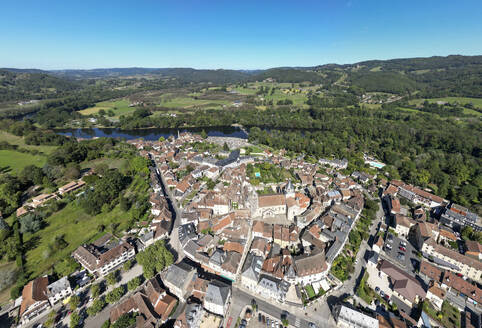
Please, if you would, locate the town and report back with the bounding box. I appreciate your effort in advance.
[2,131,480,328]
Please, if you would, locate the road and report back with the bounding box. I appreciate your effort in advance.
[229,286,335,328]
[152,157,184,262]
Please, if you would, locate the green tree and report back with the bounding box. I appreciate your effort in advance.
[127,276,141,291]
[87,297,106,316]
[136,240,174,278]
[69,294,80,311]
[105,286,125,304]
[91,283,101,299]
[106,270,119,286]
[70,311,80,328]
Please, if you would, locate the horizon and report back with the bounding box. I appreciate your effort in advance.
[1,0,482,70]
[2,53,477,72]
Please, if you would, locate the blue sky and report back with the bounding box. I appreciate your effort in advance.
[1,0,481,69]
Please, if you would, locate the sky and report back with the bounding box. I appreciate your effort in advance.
[1,0,482,70]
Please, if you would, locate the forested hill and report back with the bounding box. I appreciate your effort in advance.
[2,54,482,100]
[0,69,80,102]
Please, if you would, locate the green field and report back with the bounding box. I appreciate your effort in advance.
[79,99,134,117]
[0,150,47,175]
[0,130,56,154]
[23,202,132,278]
[159,96,230,109]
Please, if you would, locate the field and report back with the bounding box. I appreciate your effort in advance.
[0,262,16,305]
[79,99,134,117]
[0,130,56,154]
[409,97,482,108]
[159,95,231,109]
[230,81,312,107]
[0,150,47,175]
[23,202,132,278]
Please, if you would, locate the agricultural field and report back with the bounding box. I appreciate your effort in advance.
[159,95,231,109]
[79,99,135,117]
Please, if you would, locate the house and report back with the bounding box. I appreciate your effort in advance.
[241,254,263,291]
[203,281,231,316]
[465,240,482,261]
[110,292,157,327]
[31,193,57,208]
[437,228,457,245]
[256,275,287,301]
[409,222,439,250]
[332,304,379,328]
[441,271,482,305]
[426,282,446,311]
[46,276,72,306]
[393,215,415,238]
[162,263,196,302]
[174,303,204,328]
[372,236,384,254]
[144,277,177,322]
[389,197,401,215]
[58,180,86,195]
[72,234,136,276]
[19,276,50,325]
[293,251,328,285]
[419,260,443,282]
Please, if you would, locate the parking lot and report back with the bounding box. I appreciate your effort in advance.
[383,233,419,274]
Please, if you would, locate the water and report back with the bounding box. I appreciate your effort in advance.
[55,126,248,140]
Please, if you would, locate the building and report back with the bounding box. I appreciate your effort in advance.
[422,238,482,282]
[162,263,196,302]
[58,180,86,195]
[19,276,50,325]
[293,251,328,285]
[440,203,481,231]
[256,275,287,301]
[203,281,231,316]
[393,215,415,238]
[46,276,72,306]
[72,234,136,276]
[465,240,482,261]
[240,254,263,291]
[426,282,446,311]
[332,304,379,328]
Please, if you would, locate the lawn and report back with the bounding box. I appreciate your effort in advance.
[0,262,16,306]
[0,130,56,155]
[0,150,47,175]
[23,202,132,278]
[304,285,316,299]
[79,99,134,117]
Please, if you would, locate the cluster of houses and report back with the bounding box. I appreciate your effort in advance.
[357,178,482,327]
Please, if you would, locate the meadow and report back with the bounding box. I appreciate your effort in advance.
[79,99,134,117]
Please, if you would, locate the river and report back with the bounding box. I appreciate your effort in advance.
[55,126,248,140]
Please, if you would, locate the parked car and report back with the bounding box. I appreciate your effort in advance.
[400,241,407,247]
[387,234,394,242]
[399,246,406,252]
[380,291,385,297]
[259,313,262,322]
[375,286,380,293]
[385,244,392,250]
[308,323,318,328]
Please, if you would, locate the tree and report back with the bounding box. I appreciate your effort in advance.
[136,240,174,278]
[123,259,133,272]
[102,320,111,328]
[90,283,101,299]
[105,286,125,304]
[70,311,80,328]
[87,297,106,316]
[106,270,119,286]
[223,142,229,152]
[200,130,207,139]
[19,213,43,234]
[127,276,141,291]
[69,294,80,311]
[44,311,56,328]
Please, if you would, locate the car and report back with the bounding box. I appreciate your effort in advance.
[241,319,247,325]
[385,244,392,250]
[399,246,406,252]
[400,241,407,247]
[375,286,380,293]
[380,291,385,297]
[384,294,390,301]
[259,313,262,322]
[387,234,394,242]
[267,318,271,325]
[308,323,318,328]
[262,315,266,323]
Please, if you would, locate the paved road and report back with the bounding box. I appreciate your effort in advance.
[152,158,184,262]
[230,286,335,328]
